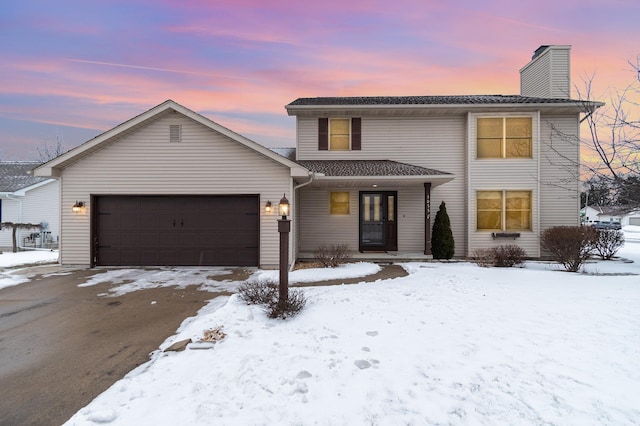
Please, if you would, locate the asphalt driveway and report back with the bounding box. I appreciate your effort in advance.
[0,265,226,426]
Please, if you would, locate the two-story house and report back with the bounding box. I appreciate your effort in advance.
[34,45,601,267]
[286,45,601,259]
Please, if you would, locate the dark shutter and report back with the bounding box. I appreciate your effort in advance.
[318,118,328,150]
[351,118,361,150]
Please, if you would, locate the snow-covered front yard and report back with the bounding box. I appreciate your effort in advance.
[3,233,640,425]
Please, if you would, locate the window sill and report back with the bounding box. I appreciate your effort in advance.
[491,232,521,239]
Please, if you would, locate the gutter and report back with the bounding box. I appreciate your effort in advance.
[289,172,315,272]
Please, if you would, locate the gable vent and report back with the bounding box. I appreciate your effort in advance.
[169,125,182,143]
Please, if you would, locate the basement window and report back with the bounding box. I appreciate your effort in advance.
[170,125,182,143]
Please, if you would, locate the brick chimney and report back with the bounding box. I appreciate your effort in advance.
[520,45,571,98]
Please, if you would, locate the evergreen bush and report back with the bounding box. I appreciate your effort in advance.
[431,201,455,260]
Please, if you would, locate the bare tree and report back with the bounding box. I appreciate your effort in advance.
[36,129,66,162]
[548,59,640,209]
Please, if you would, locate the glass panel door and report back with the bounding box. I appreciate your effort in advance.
[361,194,384,246]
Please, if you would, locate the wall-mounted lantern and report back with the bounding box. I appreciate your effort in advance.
[265,200,272,213]
[72,201,85,213]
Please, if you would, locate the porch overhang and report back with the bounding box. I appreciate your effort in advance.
[292,159,454,189]
[303,174,454,189]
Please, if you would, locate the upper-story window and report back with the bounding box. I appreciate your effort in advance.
[477,117,532,158]
[319,118,361,151]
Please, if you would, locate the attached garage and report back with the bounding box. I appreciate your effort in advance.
[93,195,259,266]
[33,100,310,268]
[630,217,640,226]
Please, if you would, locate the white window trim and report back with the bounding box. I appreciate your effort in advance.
[475,115,534,159]
[476,190,533,232]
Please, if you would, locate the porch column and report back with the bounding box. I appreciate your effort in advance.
[424,183,432,255]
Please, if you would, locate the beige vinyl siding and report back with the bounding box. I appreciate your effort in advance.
[298,189,359,251]
[550,48,571,98]
[0,199,19,248]
[298,186,426,252]
[297,116,467,255]
[59,114,291,267]
[521,51,551,98]
[22,180,60,245]
[520,46,570,99]
[467,112,540,256]
[539,113,580,233]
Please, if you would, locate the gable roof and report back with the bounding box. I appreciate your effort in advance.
[286,95,603,115]
[34,100,308,178]
[0,161,48,192]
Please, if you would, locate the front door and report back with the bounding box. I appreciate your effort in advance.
[359,191,397,251]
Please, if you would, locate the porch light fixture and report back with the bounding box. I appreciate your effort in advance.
[279,194,290,219]
[277,194,291,305]
[72,201,85,213]
[265,200,272,213]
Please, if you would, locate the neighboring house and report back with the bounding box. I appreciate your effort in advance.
[34,45,601,267]
[582,205,640,226]
[0,161,60,251]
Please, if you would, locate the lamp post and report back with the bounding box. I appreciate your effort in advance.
[278,194,290,303]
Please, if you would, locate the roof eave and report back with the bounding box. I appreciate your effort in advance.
[33,100,308,177]
[286,101,603,115]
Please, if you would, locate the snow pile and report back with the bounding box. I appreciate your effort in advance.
[0,250,59,290]
[0,250,58,268]
[253,262,380,284]
[65,244,640,425]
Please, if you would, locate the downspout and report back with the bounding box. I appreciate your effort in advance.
[289,172,315,271]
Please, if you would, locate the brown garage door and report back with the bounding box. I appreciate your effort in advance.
[93,195,259,266]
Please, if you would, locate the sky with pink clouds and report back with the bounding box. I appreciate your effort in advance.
[1,0,638,160]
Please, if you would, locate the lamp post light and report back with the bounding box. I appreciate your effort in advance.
[278,194,290,303]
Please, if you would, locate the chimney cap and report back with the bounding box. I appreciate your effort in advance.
[532,45,550,60]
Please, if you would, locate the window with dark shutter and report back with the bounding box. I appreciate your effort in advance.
[351,118,361,150]
[318,118,328,150]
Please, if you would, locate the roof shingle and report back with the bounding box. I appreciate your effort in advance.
[287,94,587,107]
[0,161,47,192]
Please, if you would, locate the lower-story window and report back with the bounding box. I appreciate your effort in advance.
[330,191,350,215]
[477,190,532,231]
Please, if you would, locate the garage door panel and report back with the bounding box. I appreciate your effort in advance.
[95,195,259,266]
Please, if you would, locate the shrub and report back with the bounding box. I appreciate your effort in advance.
[473,245,527,267]
[267,289,307,319]
[431,201,455,260]
[238,279,278,305]
[238,278,306,319]
[592,229,624,260]
[314,244,351,267]
[472,249,494,267]
[540,226,598,272]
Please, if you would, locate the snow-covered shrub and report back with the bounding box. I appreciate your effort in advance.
[473,245,526,267]
[267,289,307,319]
[314,244,351,267]
[540,226,598,272]
[238,278,306,319]
[593,229,624,260]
